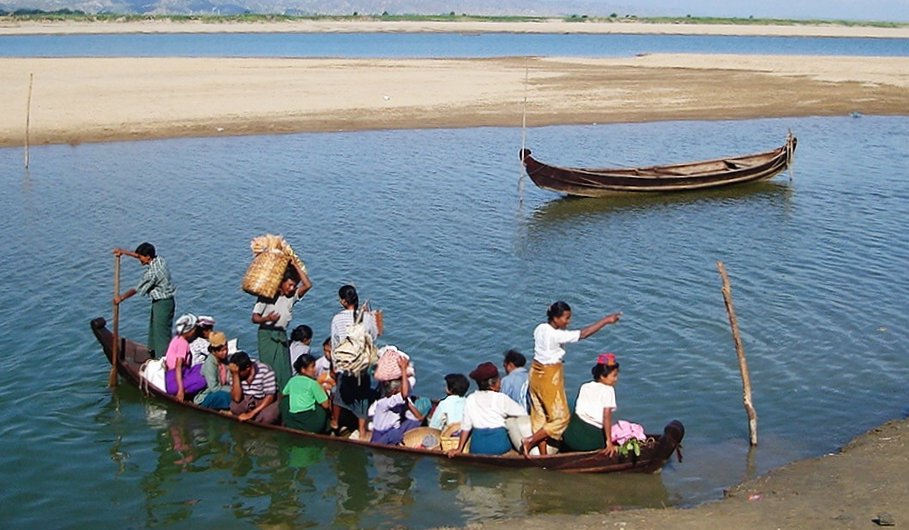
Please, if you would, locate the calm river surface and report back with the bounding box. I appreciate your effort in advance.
[1,31,908,57]
[0,116,907,528]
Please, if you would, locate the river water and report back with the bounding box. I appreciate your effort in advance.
[0,115,907,527]
[1,31,908,58]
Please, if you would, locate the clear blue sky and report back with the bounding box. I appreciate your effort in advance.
[615,0,909,22]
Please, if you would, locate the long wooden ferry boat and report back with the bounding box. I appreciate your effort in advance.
[521,132,796,197]
[92,317,684,474]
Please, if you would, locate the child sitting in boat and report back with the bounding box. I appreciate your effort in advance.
[289,324,313,367]
[447,362,528,456]
[370,356,422,445]
[428,373,469,431]
[281,354,330,433]
[561,353,620,455]
[315,337,335,391]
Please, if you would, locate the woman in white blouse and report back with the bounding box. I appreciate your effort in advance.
[562,353,620,455]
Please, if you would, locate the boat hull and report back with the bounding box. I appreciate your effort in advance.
[521,134,796,198]
[92,317,683,473]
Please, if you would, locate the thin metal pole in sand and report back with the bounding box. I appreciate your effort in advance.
[717,260,758,446]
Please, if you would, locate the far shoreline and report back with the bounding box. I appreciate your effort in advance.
[2,18,909,38]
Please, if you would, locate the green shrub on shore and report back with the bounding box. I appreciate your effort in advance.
[0,11,905,28]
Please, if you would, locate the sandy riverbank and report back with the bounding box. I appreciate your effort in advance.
[456,417,909,530]
[2,54,908,147]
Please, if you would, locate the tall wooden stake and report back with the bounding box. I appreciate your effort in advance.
[110,254,121,387]
[24,73,33,169]
[518,60,529,206]
[717,260,757,446]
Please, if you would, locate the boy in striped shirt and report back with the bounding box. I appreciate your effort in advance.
[228,351,279,424]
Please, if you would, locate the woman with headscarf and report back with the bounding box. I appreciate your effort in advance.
[164,313,207,401]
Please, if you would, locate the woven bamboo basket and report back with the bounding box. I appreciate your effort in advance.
[402,427,442,450]
[440,422,466,452]
[242,249,290,298]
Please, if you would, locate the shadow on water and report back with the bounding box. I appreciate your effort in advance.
[526,180,794,225]
[96,387,674,528]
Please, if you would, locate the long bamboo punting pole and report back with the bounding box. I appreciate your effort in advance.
[24,73,33,169]
[109,254,121,387]
[518,61,529,206]
[717,260,757,446]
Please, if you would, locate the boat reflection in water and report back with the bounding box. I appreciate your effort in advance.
[101,390,675,528]
[526,180,794,225]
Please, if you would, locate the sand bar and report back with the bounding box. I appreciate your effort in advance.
[2,54,908,147]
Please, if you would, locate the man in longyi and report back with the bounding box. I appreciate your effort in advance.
[113,242,176,358]
[251,260,312,392]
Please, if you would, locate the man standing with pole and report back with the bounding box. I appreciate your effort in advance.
[113,242,177,359]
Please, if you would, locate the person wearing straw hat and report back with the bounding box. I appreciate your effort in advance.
[562,353,621,455]
[113,242,176,359]
[522,301,621,457]
[164,313,207,402]
[251,261,312,392]
[193,331,236,410]
[447,362,527,457]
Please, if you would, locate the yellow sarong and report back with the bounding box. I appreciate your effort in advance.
[528,361,570,439]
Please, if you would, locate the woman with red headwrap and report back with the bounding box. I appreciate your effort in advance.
[562,353,621,455]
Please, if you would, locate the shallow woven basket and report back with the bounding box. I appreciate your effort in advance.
[242,249,289,298]
[440,422,465,452]
[402,427,442,450]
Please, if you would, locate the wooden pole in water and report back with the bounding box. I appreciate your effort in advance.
[717,260,757,446]
[109,254,121,387]
[24,73,33,169]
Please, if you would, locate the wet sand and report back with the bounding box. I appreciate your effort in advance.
[457,417,909,530]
